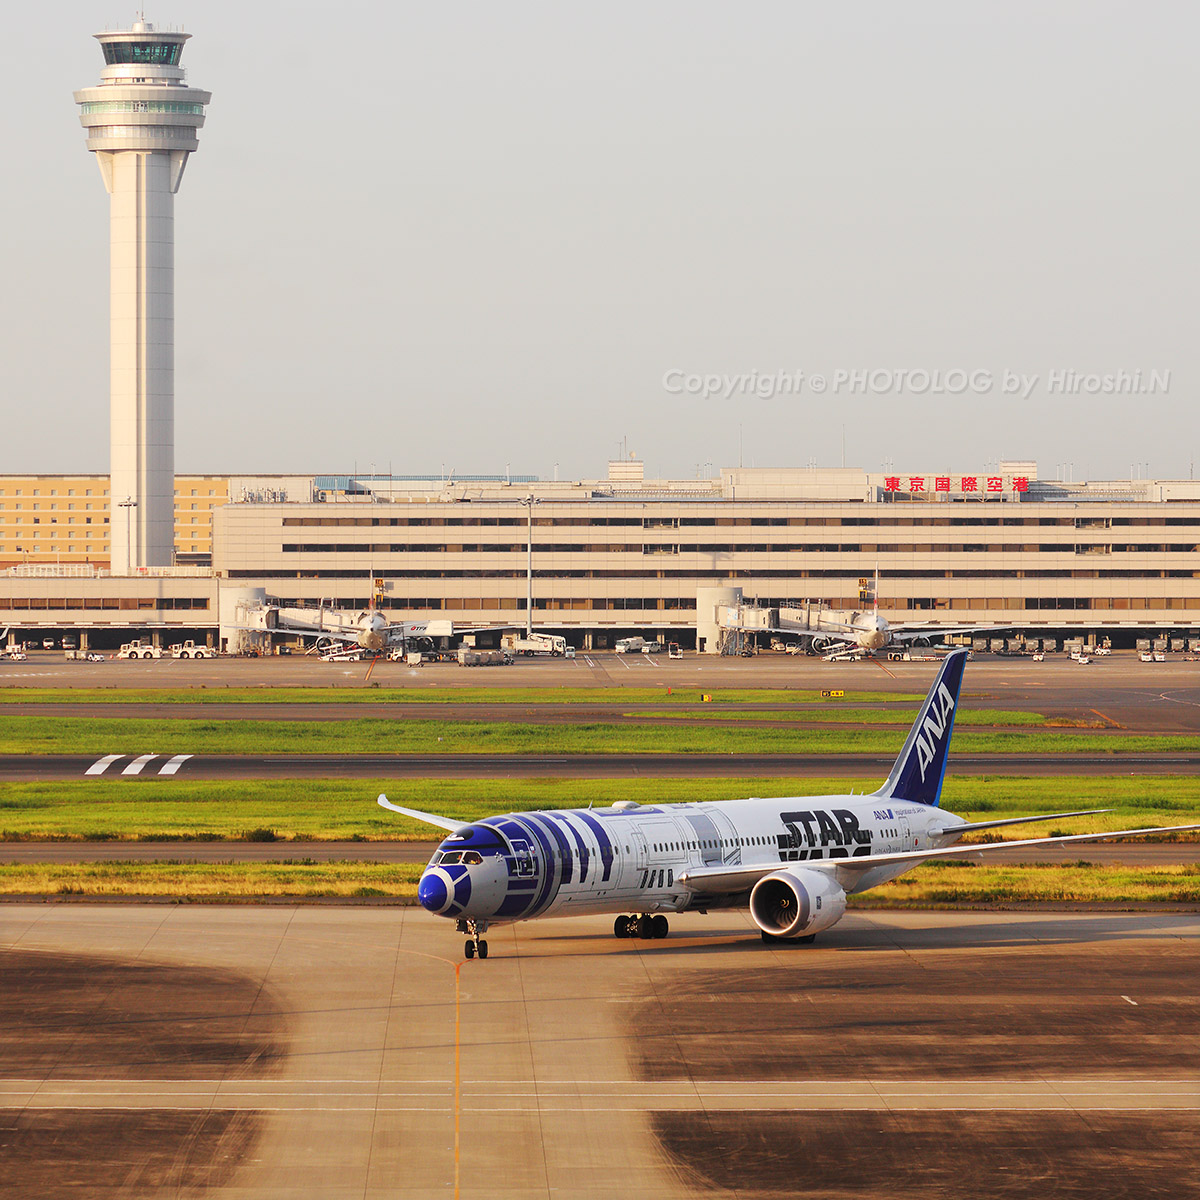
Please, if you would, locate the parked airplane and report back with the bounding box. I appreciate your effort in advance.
[243,600,447,654]
[747,574,1005,660]
[380,649,1200,958]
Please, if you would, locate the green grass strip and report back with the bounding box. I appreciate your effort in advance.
[0,715,1190,757]
[635,707,1048,726]
[849,862,1200,905]
[2,776,1199,843]
[0,860,422,898]
[1,861,1196,904]
[0,686,925,705]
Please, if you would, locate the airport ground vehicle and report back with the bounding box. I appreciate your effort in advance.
[501,632,567,657]
[668,643,684,659]
[170,640,215,659]
[42,638,55,650]
[6,650,27,662]
[116,641,161,660]
[1032,651,1045,661]
[457,649,513,667]
[321,646,364,662]
[614,637,647,654]
[383,650,1200,960]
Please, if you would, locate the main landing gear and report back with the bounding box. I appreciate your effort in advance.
[457,917,490,960]
[614,914,669,940]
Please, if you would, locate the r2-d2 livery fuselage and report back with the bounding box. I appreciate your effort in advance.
[382,649,1199,959]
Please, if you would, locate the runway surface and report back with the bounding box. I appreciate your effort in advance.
[1,840,1197,866]
[2,905,1197,1198]
[6,750,1200,781]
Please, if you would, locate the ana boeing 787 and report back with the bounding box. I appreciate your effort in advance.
[379,650,1198,959]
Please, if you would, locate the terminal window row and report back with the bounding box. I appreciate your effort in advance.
[228,567,1200,583]
[277,541,1200,556]
[223,595,1196,613]
[277,513,1200,530]
[2,598,210,611]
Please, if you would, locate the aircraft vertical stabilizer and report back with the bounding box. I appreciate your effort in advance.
[872,648,968,807]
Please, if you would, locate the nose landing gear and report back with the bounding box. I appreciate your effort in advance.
[456,918,490,960]
[614,914,669,940]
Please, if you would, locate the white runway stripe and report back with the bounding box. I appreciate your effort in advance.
[120,754,157,776]
[158,754,193,776]
[84,754,123,776]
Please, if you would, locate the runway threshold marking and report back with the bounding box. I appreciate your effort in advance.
[121,754,157,776]
[84,754,123,776]
[158,754,192,776]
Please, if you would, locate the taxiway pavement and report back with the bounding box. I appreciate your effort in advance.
[1,905,1196,1198]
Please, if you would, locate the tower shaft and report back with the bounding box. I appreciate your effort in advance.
[108,151,176,571]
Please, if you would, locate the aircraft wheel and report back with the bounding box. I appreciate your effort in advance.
[478,940,489,959]
[464,939,476,960]
[652,915,669,939]
[614,916,629,939]
[637,915,653,940]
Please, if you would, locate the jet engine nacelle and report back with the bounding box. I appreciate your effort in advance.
[749,869,847,939]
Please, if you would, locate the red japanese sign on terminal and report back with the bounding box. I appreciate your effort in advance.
[883,475,1028,495]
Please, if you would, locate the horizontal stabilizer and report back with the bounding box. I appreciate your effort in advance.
[377,795,467,833]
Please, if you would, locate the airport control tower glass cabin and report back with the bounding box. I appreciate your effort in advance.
[75,23,210,571]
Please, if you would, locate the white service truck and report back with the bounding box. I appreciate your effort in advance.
[501,632,568,657]
[116,641,161,660]
[614,637,647,654]
[170,640,216,659]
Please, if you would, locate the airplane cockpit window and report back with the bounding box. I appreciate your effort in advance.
[439,851,463,865]
[461,851,483,866]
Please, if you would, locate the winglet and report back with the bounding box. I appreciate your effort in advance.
[376,795,469,833]
[872,649,968,807]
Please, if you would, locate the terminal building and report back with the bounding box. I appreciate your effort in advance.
[1,461,1199,652]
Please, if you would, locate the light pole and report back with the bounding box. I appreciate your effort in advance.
[519,495,540,637]
[117,497,137,576]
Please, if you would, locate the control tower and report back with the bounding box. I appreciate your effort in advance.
[74,23,210,571]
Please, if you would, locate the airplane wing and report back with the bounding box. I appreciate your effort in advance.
[888,623,1012,643]
[675,822,1200,894]
[928,809,1109,836]
[377,795,469,833]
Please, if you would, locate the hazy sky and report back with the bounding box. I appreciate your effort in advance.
[3,2,1196,481]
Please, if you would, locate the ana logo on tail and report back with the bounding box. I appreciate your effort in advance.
[915,682,956,781]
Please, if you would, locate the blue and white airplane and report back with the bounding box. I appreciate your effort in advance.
[379,649,1200,959]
